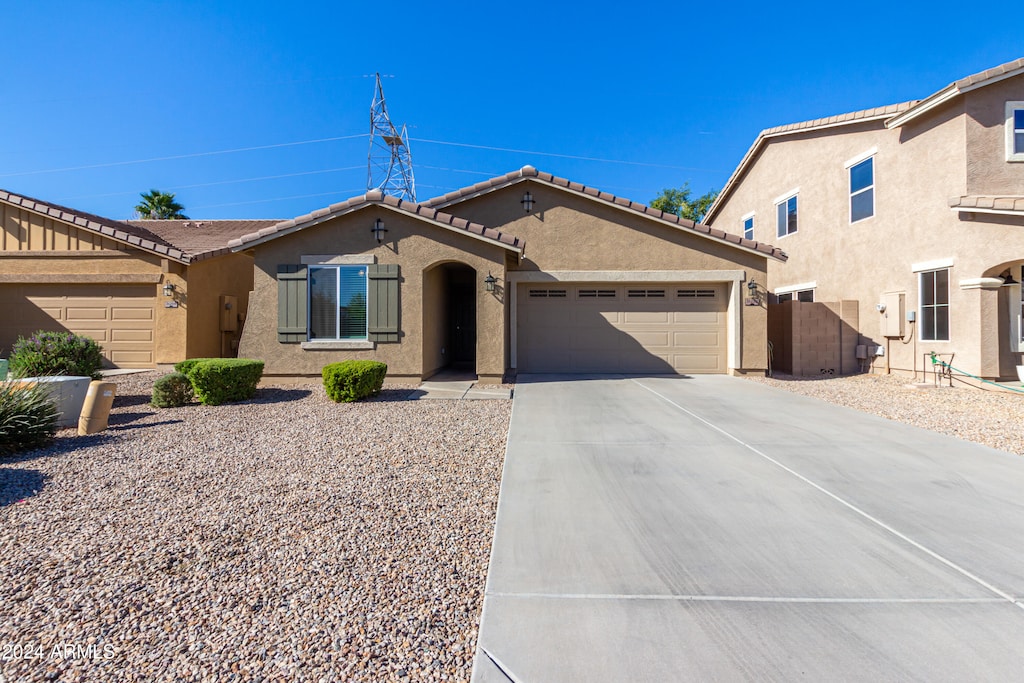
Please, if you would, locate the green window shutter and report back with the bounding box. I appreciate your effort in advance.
[367,264,399,343]
[277,264,307,343]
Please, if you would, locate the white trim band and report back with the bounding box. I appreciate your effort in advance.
[844,147,878,168]
[773,187,800,205]
[911,258,954,273]
[774,281,817,295]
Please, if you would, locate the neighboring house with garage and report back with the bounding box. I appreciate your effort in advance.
[229,166,786,382]
[704,57,1024,381]
[0,189,274,367]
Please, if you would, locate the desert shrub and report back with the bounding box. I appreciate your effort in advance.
[151,372,194,408]
[173,358,217,377]
[322,361,387,403]
[186,359,264,406]
[9,331,104,380]
[0,381,59,456]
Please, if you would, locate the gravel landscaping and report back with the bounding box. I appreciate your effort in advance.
[0,373,511,682]
[748,372,1024,457]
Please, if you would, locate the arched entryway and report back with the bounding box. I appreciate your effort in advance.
[422,262,477,378]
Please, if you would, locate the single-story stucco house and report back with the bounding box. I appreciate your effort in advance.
[0,189,276,367]
[229,166,787,382]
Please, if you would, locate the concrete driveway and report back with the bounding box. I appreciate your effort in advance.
[472,375,1024,682]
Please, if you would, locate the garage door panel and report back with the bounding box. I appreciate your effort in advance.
[519,283,727,374]
[0,285,156,369]
[66,307,109,321]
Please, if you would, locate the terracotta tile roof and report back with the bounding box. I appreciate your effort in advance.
[703,102,917,224]
[227,190,525,254]
[887,57,1024,129]
[0,188,191,263]
[423,166,787,262]
[949,195,1024,215]
[129,219,281,261]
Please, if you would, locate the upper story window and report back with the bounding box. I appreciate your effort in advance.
[919,268,950,341]
[777,289,814,303]
[849,157,874,222]
[775,192,798,238]
[309,265,368,340]
[742,212,754,240]
[1007,102,1024,161]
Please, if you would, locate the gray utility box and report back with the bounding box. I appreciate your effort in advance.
[17,376,93,428]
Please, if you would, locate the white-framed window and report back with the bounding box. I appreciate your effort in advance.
[308,265,368,340]
[742,212,755,240]
[919,268,950,341]
[1007,102,1024,161]
[775,193,798,237]
[849,157,874,222]
[777,289,814,303]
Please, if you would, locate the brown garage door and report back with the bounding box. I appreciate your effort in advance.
[0,284,156,368]
[518,283,727,374]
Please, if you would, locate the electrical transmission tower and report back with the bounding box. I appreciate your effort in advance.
[367,73,416,202]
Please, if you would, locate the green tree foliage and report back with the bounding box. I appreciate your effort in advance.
[650,183,719,223]
[135,189,188,219]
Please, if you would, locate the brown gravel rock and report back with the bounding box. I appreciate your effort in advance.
[0,372,510,682]
[748,373,1024,456]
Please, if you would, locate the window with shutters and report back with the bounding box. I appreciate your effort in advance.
[309,265,368,340]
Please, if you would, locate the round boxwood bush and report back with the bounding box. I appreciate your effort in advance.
[151,372,194,408]
[0,381,59,456]
[9,331,104,380]
[322,360,387,402]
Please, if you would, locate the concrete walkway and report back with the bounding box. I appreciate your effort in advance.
[473,374,1024,681]
[408,370,512,400]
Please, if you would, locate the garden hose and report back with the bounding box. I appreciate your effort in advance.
[928,352,1024,394]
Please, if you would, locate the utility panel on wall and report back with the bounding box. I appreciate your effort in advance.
[880,292,905,338]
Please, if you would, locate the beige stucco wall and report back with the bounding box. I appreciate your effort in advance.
[183,253,255,359]
[440,183,771,372]
[965,75,1024,194]
[237,205,509,381]
[710,82,1024,378]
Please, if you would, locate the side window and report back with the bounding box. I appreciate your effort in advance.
[776,194,797,237]
[776,289,813,303]
[849,157,874,222]
[1008,102,1024,161]
[742,214,754,240]
[919,269,950,341]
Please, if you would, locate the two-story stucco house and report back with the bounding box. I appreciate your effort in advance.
[705,57,1024,381]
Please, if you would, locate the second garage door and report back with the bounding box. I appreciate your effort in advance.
[518,283,727,374]
[0,284,156,368]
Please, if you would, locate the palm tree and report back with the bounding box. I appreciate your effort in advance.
[135,189,188,219]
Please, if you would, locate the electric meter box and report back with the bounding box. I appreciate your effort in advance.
[880,292,905,338]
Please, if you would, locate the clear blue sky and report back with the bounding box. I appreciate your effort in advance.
[2,2,1020,220]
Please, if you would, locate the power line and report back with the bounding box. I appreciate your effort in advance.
[409,137,725,172]
[0,134,369,179]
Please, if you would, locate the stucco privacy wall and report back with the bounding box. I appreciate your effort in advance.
[434,182,771,373]
[237,206,509,380]
[183,253,255,359]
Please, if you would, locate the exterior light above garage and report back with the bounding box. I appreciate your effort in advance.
[163,283,176,297]
[484,272,498,292]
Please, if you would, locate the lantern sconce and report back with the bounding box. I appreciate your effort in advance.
[163,283,176,297]
[521,191,535,214]
[745,279,761,306]
[371,218,388,244]
[484,272,498,293]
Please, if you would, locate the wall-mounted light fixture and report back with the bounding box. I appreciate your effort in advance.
[1001,270,1018,286]
[744,279,761,306]
[521,191,535,213]
[163,283,176,297]
[371,218,388,243]
[484,272,498,292]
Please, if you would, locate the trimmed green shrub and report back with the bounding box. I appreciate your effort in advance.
[151,372,194,408]
[322,361,387,403]
[173,358,217,376]
[9,331,104,380]
[186,359,264,406]
[0,381,59,456]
